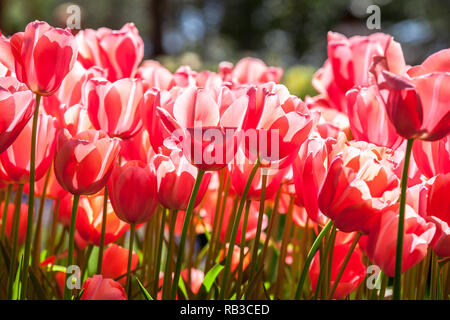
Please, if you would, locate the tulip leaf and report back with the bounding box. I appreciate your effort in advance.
[202,264,224,292]
[136,277,153,300]
[177,277,188,300]
[12,254,23,300]
[74,288,85,300]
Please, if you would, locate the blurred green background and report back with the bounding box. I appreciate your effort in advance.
[1,0,449,98]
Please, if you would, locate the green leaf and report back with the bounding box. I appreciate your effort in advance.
[12,254,23,300]
[202,264,224,292]
[48,264,67,273]
[136,277,153,300]
[177,277,188,300]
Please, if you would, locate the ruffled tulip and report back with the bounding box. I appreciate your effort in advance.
[10,20,77,95]
[54,129,120,195]
[318,141,400,233]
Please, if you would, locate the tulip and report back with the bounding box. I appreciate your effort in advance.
[10,21,77,95]
[58,193,129,246]
[85,77,144,139]
[61,104,94,136]
[366,204,435,277]
[107,160,158,224]
[412,136,450,179]
[0,202,28,245]
[293,133,335,225]
[0,113,57,183]
[157,86,250,171]
[81,275,127,300]
[0,77,35,154]
[181,269,204,295]
[346,85,403,149]
[54,129,120,195]
[76,23,144,81]
[227,57,283,85]
[309,241,365,299]
[153,149,211,211]
[229,147,287,201]
[318,141,400,233]
[136,60,174,91]
[243,85,313,168]
[42,62,104,124]
[119,128,152,163]
[102,244,139,285]
[416,174,450,257]
[312,32,399,112]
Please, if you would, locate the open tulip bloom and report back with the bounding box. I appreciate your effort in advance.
[0,20,449,303]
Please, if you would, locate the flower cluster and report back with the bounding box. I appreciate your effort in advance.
[0,22,449,300]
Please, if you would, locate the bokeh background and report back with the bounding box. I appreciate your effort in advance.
[1,0,449,98]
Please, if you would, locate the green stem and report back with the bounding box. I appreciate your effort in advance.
[170,169,206,299]
[294,220,333,299]
[153,208,166,298]
[64,194,80,300]
[126,223,136,298]
[31,166,51,269]
[314,226,335,299]
[20,93,41,300]
[96,186,108,274]
[249,169,267,279]
[236,199,251,299]
[393,138,414,300]
[163,209,177,299]
[7,184,24,299]
[219,159,260,300]
[327,232,362,299]
[0,184,12,240]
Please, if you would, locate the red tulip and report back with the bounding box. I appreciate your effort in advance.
[107,160,158,224]
[181,269,204,295]
[58,193,128,245]
[374,48,450,141]
[119,128,152,163]
[102,244,139,285]
[61,104,94,136]
[309,239,365,299]
[243,85,313,168]
[346,85,403,149]
[229,147,287,200]
[42,62,104,124]
[81,275,127,300]
[1,113,57,183]
[312,32,400,112]
[0,76,35,153]
[76,23,144,81]
[415,174,450,257]
[153,149,211,211]
[366,204,435,276]
[318,141,400,233]
[10,21,77,95]
[136,60,174,91]
[0,202,28,245]
[54,129,120,195]
[85,77,144,139]
[226,57,283,85]
[293,133,336,225]
[0,33,14,75]
[157,86,250,171]
[412,136,450,179]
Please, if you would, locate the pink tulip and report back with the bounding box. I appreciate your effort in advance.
[10,21,78,95]
[0,76,35,153]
